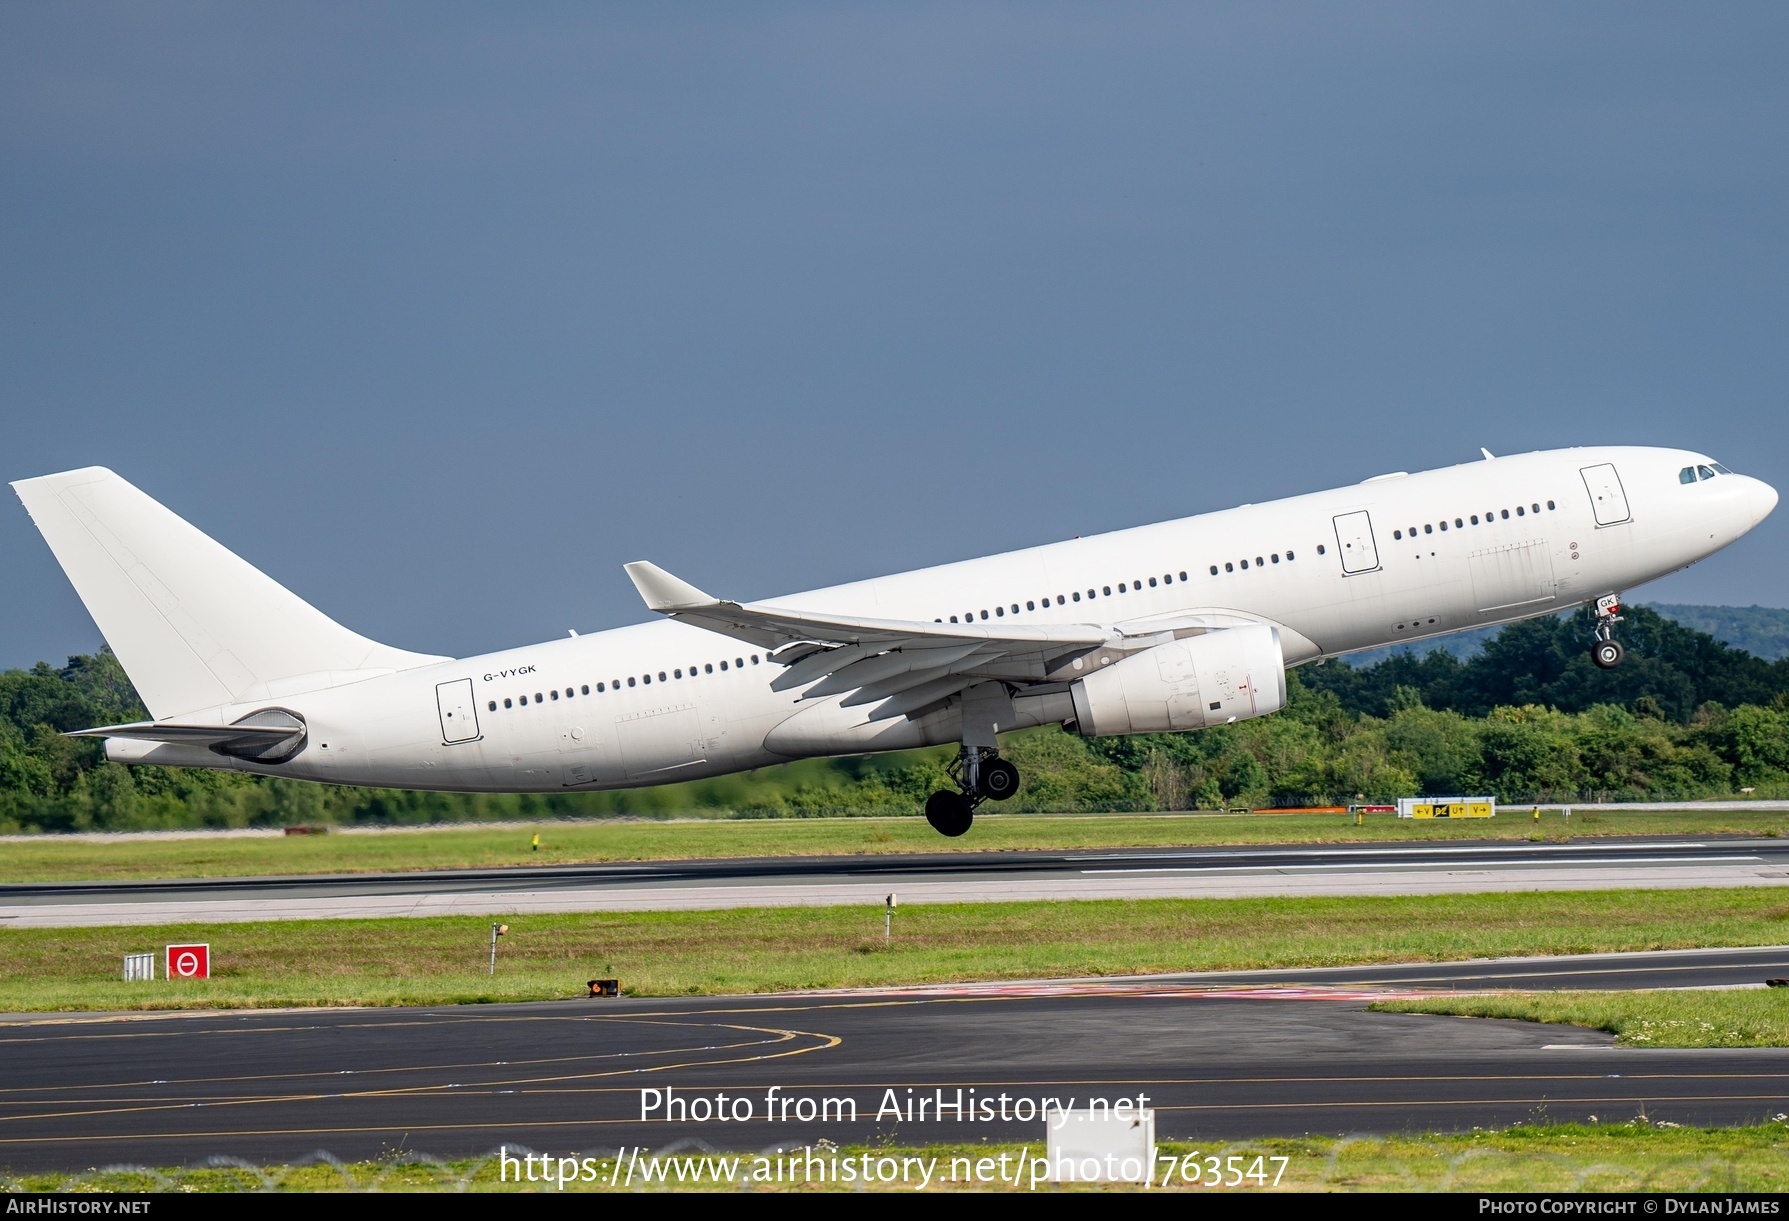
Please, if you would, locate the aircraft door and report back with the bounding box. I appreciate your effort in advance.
[1331,511,1381,574]
[435,679,481,744]
[1580,463,1632,526]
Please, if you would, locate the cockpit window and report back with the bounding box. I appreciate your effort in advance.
[1680,467,1696,484]
[1697,465,1717,481]
[1713,462,1733,475]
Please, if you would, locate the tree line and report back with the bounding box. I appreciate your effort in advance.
[3,604,1787,833]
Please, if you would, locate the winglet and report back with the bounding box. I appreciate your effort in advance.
[624,561,719,612]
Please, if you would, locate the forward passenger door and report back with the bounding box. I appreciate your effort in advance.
[1580,464,1632,526]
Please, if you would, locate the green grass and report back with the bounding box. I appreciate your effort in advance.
[8,887,1789,1013]
[1376,987,1789,1047]
[9,1126,1789,1191]
[4,806,1786,884]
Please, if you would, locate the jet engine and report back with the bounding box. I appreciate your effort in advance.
[1069,624,1287,737]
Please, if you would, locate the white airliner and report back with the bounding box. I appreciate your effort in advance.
[12,446,1777,836]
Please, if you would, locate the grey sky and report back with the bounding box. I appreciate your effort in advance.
[3,3,1785,671]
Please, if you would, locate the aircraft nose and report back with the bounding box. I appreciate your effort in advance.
[1753,477,1780,526]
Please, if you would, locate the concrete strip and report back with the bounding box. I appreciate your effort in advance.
[2,862,1786,927]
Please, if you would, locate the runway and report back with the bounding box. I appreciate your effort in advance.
[4,946,1789,1173]
[5,835,1789,927]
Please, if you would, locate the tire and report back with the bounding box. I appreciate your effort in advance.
[979,759,1021,802]
[1592,639,1625,670]
[924,790,974,837]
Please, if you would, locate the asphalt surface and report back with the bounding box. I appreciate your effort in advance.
[6,835,1789,926]
[5,946,1789,1173]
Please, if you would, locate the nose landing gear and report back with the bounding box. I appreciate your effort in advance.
[1591,593,1626,670]
[924,746,1022,837]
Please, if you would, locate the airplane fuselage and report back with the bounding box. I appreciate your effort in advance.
[97,446,1777,793]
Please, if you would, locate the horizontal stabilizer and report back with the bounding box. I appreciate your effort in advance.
[69,721,297,746]
[71,708,308,763]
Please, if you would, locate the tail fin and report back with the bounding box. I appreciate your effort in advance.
[12,468,446,719]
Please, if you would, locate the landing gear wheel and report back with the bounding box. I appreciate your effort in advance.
[1592,639,1625,670]
[925,790,974,837]
[979,759,1021,802]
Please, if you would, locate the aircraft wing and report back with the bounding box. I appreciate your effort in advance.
[624,561,1112,720]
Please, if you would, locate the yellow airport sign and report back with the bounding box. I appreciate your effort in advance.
[1397,796,1495,819]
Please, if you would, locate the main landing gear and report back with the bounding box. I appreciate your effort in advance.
[1591,593,1626,670]
[925,747,1022,838]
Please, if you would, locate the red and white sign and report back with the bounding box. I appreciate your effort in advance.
[165,943,210,980]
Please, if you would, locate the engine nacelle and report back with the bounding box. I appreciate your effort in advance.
[1069,624,1287,737]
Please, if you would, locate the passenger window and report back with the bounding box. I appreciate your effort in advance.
[1547,500,1556,510]
[642,675,651,685]
[488,700,497,711]
[1439,521,1447,531]
[1178,571,1187,581]
[720,661,728,670]
[518,695,528,705]
[535,692,543,702]
[1102,586,1111,596]
[628,677,636,686]
[1073,591,1082,601]
[1394,529,1402,540]
[995,606,1004,616]
[1011,604,1019,613]
[1239,560,1249,570]
[1516,506,1525,516]
[551,689,559,700]
[1088,589,1097,599]
[1286,550,1295,560]
[1211,565,1220,575]
[738,658,747,667]
[1026,601,1035,611]
[580,685,588,695]
[1317,545,1326,554]
[1500,509,1509,519]
[1271,554,1280,564]
[1531,503,1540,513]
[980,610,989,620]
[751,655,760,664]
[597,683,605,692]
[504,698,513,708]
[1148,577,1157,587]
[674,669,682,679]
[657,672,666,682]
[705,664,713,674]
[1471,514,1479,524]
[950,615,958,623]
[1424,524,1433,534]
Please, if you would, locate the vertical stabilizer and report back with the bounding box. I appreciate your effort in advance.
[12,468,445,719]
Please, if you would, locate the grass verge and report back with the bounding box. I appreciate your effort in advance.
[8,1125,1789,1192]
[6,887,1789,1012]
[1375,987,1789,1048]
[4,807,1787,884]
